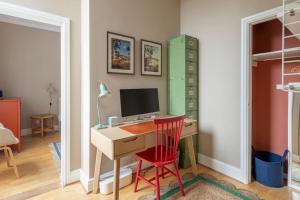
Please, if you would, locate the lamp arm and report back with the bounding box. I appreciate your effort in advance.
[97,96,101,125]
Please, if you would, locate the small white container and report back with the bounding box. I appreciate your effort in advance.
[99,167,132,195]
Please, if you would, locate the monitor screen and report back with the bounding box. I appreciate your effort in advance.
[120,88,160,117]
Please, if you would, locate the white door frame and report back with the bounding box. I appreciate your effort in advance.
[80,0,91,192]
[287,86,300,191]
[0,2,71,186]
[240,6,281,184]
[288,91,294,189]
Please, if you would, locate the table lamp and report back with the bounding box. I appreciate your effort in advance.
[96,81,111,129]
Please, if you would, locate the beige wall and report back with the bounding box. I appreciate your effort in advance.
[90,0,180,175]
[0,22,60,130]
[180,0,282,167]
[0,0,81,170]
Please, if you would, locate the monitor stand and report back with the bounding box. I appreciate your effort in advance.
[121,113,159,125]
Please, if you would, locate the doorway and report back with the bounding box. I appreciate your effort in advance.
[241,2,300,190]
[0,1,71,195]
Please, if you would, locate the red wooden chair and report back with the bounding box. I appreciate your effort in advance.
[133,116,185,200]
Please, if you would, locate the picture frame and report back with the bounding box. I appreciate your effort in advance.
[141,40,162,76]
[107,32,135,75]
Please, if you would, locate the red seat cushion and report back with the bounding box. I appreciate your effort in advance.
[136,145,177,166]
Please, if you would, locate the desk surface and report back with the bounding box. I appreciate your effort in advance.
[91,117,196,142]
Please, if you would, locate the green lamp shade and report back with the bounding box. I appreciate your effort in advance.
[98,82,110,98]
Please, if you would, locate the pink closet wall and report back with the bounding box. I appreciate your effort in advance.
[252,19,300,53]
[252,19,300,155]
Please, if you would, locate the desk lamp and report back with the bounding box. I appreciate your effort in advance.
[96,81,111,129]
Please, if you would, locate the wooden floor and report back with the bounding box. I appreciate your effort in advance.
[2,134,300,200]
[0,132,60,199]
[30,165,300,200]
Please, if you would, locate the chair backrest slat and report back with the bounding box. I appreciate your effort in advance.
[153,116,184,163]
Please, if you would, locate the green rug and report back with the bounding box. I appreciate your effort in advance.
[138,173,262,200]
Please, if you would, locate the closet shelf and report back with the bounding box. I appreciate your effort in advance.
[252,47,300,61]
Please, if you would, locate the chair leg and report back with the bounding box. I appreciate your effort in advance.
[134,160,142,192]
[155,167,160,200]
[173,161,185,196]
[6,147,19,178]
[4,147,11,167]
[161,166,165,179]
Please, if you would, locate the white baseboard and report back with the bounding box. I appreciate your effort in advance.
[80,170,92,193]
[81,160,152,193]
[198,153,243,182]
[122,160,152,173]
[293,154,300,163]
[68,169,81,184]
[21,125,59,136]
[81,154,243,193]
[80,154,243,193]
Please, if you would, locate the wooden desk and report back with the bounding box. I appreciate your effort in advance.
[91,118,198,200]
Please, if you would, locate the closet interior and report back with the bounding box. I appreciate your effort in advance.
[251,0,300,188]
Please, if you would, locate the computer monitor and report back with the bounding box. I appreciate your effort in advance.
[120,88,160,117]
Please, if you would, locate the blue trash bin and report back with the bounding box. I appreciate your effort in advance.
[253,148,288,188]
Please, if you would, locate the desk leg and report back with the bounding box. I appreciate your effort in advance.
[187,136,198,176]
[113,158,120,200]
[93,149,103,194]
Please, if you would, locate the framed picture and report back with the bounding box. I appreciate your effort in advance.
[141,40,162,76]
[107,32,135,74]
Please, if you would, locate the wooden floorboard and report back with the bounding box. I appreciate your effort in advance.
[0,132,60,199]
[30,165,300,200]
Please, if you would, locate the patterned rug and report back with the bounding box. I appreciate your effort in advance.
[49,142,61,172]
[138,173,261,200]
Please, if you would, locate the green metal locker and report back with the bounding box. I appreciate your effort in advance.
[168,35,199,169]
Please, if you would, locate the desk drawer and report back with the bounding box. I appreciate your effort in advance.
[182,122,197,138]
[114,136,145,157]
